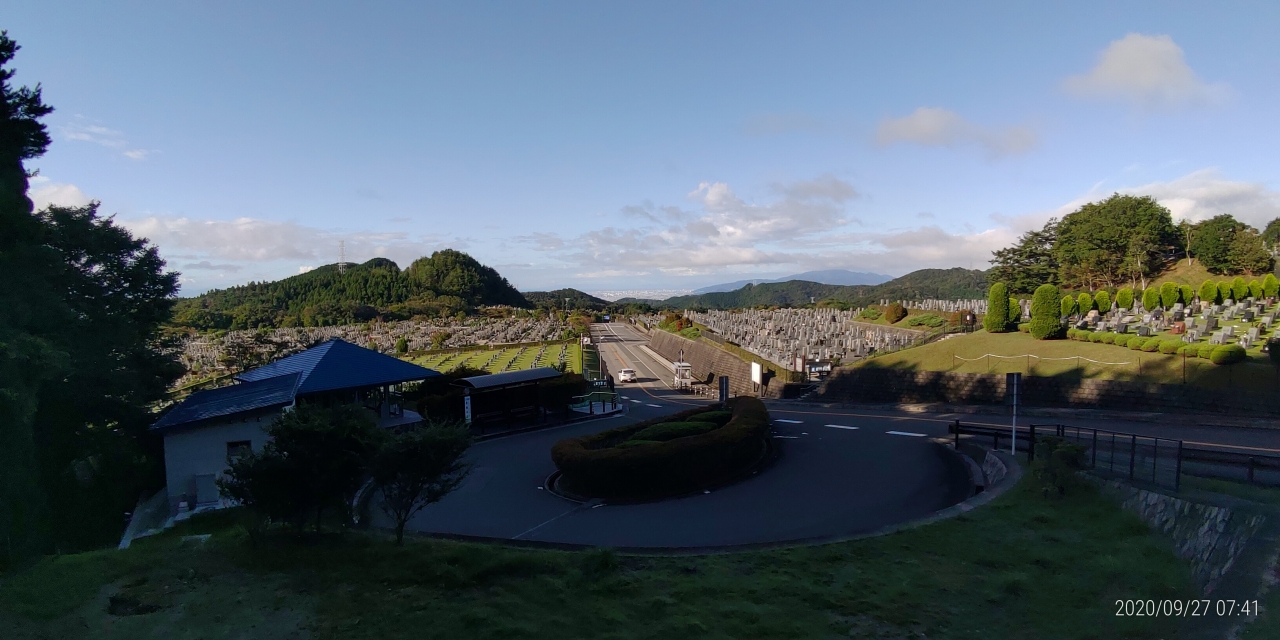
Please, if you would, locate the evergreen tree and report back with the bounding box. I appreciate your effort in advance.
[1076,292,1093,314]
[1141,287,1161,312]
[984,283,1010,333]
[1060,295,1076,318]
[1116,287,1134,310]
[1054,194,1179,290]
[1159,282,1179,309]
[1094,290,1111,312]
[988,219,1058,294]
[1264,274,1279,299]
[1029,284,1062,339]
[1199,280,1219,305]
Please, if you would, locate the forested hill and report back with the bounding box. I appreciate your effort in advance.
[522,288,611,310]
[171,249,529,330]
[637,268,987,309]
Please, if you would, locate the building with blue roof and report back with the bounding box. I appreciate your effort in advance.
[154,339,440,514]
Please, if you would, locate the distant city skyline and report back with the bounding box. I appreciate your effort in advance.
[11,2,1280,295]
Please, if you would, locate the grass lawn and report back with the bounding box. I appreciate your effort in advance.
[1,479,1198,639]
[859,329,1280,392]
[409,342,582,375]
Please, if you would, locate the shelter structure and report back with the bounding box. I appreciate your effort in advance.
[452,367,563,429]
[152,338,441,515]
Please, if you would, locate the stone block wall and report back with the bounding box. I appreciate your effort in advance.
[648,330,779,398]
[813,367,1280,416]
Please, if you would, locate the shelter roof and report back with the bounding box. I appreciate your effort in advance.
[453,367,562,390]
[236,338,440,394]
[152,372,300,431]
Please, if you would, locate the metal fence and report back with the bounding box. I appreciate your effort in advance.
[949,420,1280,491]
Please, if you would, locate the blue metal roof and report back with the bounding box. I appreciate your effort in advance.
[236,338,440,394]
[453,367,562,389]
[153,372,301,431]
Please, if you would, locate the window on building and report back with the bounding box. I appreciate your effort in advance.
[226,440,252,461]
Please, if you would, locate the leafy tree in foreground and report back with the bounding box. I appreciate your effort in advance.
[1029,284,1062,340]
[1116,287,1134,310]
[1054,194,1179,290]
[984,283,1009,333]
[988,218,1059,294]
[372,421,472,545]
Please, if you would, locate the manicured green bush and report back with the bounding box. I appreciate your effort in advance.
[1094,290,1111,312]
[1180,285,1195,306]
[1113,334,1131,347]
[1199,280,1219,305]
[1198,342,1217,359]
[1061,295,1076,317]
[1101,333,1116,344]
[1159,282,1178,309]
[628,421,719,443]
[1029,284,1063,339]
[1210,344,1247,365]
[551,398,770,499]
[1116,287,1134,310]
[1250,279,1264,299]
[1066,328,1078,339]
[1017,322,1030,333]
[1265,274,1280,299]
[692,410,733,426]
[1089,333,1104,343]
[859,307,882,320]
[1008,298,1021,325]
[1158,340,1181,354]
[984,283,1009,333]
[1128,337,1147,351]
[1232,277,1249,301]
[885,302,907,324]
[1142,287,1161,312]
[1141,339,1161,353]
[1076,292,1093,314]
[1176,344,1196,356]
[905,313,946,328]
[614,440,659,449]
[1219,281,1233,302]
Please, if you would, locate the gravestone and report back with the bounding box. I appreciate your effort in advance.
[1206,318,1219,331]
[1223,325,1235,337]
[1138,326,1152,337]
[1240,336,1252,349]
[1115,323,1128,334]
[1170,322,1186,335]
[1243,310,1255,322]
[1248,327,1260,340]
[1211,332,1225,345]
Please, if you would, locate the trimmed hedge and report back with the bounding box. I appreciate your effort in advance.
[1017,322,1030,333]
[1265,274,1279,299]
[1128,337,1147,351]
[1160,282,1179,309]
[984,283,1010,333]
[629,421,718,443]
[1089,333,1104,343]
[1095,290,1111,312]
[1061,295,1076,317]
[1114,334,1132,347]
[1218,281,1232,303]
[1232,277,1248,301]
[551,398,770,499]
[1141,339,1161,353]
[1180,285,1195,306]
[1197,343,1217,359]
[1142,287,1161,312]
[1199,280,1219,305]
[1177,344,1195,356]
[1158,340,1181,355]
[693,410,733,426]
[1101,333,1115,344]
[1029,284,1062,339]
[1117,287,1134,311]
[1210,344,1247,365]
[1076,292,1093,314]
[1250,279,1264,299]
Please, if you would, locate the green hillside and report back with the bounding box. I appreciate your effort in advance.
[171,250,528,330]
[649,268,987,309]
[522,288,611,310]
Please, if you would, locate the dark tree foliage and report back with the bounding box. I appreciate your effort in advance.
[173,250,529,330]
[1262,218,1280,248]
[372,421,472,545]
[523,288,611,311]
[1227,227,1273,276]
[1190,214,1250,274]
[653,268,987,310]
[988,218,1059,294]
[1054,194,1181,290]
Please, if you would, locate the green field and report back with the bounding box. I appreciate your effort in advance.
[408,341,582,375]
[0,478,1205,639]
[862,329,1280,392]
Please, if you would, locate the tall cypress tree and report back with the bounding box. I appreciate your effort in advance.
[984,283,1010,333]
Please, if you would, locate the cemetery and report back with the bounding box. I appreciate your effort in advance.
[410,341,582,375]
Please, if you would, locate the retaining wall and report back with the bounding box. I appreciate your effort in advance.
[813,367,1280,416]
[648,331,780,398]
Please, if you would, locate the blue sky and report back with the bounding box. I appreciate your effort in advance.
[11,1,1280,296]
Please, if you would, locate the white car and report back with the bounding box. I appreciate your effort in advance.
[617,369,637,383]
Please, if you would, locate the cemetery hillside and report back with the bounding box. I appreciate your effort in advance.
[628,267,987,309]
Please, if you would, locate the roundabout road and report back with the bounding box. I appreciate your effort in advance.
[385,323,973,549]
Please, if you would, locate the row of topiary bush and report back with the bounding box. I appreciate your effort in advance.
[550,398,771,500]
[1064,328,1248,364]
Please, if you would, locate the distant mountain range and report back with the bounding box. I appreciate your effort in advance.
[692,269,891,294]
[619,268,987,309]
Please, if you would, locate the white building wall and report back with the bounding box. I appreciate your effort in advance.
[163,412,278,514]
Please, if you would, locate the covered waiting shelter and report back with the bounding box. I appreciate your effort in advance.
[452,367,564,428]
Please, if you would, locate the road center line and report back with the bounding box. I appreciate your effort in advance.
[825,424,859,430]
[886,430,927,437]
[775,419,803,424]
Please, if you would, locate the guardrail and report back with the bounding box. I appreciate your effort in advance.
[570,390,619,414]
[948,420,1280,491]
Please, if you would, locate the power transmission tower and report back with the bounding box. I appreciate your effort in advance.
[338,240,346,274]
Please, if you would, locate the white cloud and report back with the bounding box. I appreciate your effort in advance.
[875,107,1037,157]
[60,117,154,160]
[298,265,315,274]
[27,176,92,210]
[122,149,156,160]
[1063,33,1231,110]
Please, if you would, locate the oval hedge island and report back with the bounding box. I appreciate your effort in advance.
[550,397,772,501]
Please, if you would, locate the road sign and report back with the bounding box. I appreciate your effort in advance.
[1006,372,1021,455]
[718,376,729,403]
[463,395,472,425]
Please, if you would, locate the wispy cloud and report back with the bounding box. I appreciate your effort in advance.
[1063,33,1232,111]
[59,116,155,160]
[875,107,1037,157]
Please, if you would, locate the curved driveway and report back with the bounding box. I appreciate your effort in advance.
[388,323,972,549]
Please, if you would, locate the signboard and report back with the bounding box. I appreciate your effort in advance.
[463,395,472,425]
[750,362,762,385]
[1006,372,1021,454]
[718,375,729,403]
[603,315,611,322]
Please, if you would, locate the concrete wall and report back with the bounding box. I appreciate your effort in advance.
[813,367,1280,416]
[648,330,780,398]
[162,410,278,514]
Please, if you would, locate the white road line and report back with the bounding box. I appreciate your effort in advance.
[886,430,927,437]
[774,419,803,424]
[620,395,630,400]
[773,435,800,439]
[825,424,859,430]
[630,399,642,404]
[646,403,662,408]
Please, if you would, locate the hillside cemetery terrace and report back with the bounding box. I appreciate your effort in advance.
[174,316,571,386]
[408,341,583,375]
[686,308,928,369]
[1069,295,1276,356]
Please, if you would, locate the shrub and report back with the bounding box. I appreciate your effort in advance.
[1076,292,1093,314]
[1141,287,1161,312]
[885,302,907,324]
[1158,340,1181,354]
[859,307,882,320]
[906,313,946,328]
[1210,344,1247,365]
[1218,281,1233,302]
[1017,322,1030,333]
[1031,436,1087,497]
[1265,274,1280,299]
[628,421,719,443]
[1233,276,1249,301]
[1199,279,1219,305]
[1128,337,1147,351]
[1029,284,1063,339]
[551,398,770,499]
[1250,279,1264,299]
[1100,333,1116,344]
[1177,344,1196,356]
[1180,285,1195,306]
[1116,287,1134,310]
[984,283,1010,333]
[1008,297,1021,325]
[1113,334,1131,347]
[1159,282,1178,309]
[1198,342,1217,359]
[1061,295,1076,317]
[1141,339,1161,353]
[1089,333,1104,343]
[1094,290,1111,312]
[693,410,733,426]
[1066,328,1078,339]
